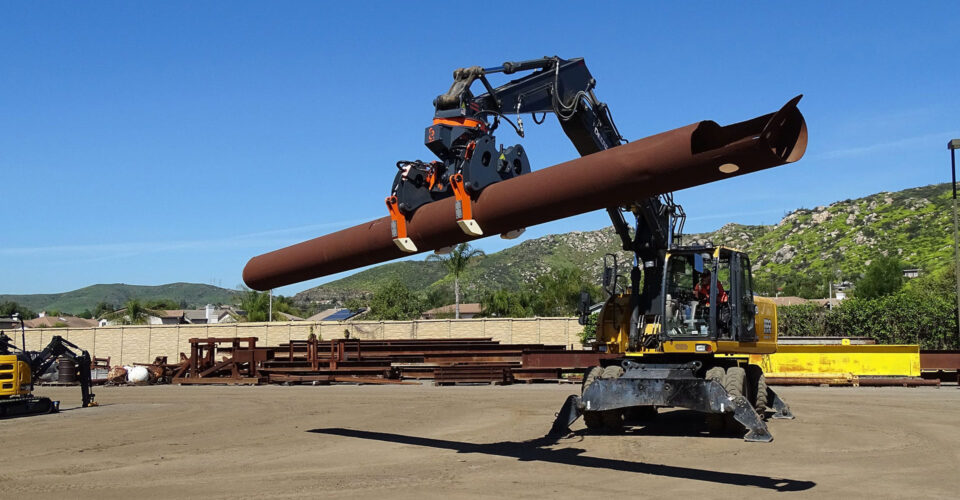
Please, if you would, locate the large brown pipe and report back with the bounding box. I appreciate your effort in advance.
[244,96,807,290]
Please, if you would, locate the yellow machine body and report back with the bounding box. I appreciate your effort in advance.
[0,354,33,399]
[594,293,778,356]
[751,342,921,378]
[594,245,778,357]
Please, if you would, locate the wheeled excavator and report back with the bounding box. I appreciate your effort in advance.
[0,315,97,418]
[388,56,794,442]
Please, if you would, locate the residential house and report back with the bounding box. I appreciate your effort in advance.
[25,312,98,329]
[306,308,367,322]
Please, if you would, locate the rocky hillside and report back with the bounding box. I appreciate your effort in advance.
[293,183,954,306]
[687,183,952,279]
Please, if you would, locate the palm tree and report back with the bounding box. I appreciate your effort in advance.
[427,243,485,319]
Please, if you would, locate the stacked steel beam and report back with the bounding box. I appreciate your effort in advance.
[170,337,615,385]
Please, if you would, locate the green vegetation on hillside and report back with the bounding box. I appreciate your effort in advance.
[0,283,238,315]
[294,183,955,306]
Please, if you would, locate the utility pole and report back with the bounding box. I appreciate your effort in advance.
[268,289,273,322]
[950,139,960,348]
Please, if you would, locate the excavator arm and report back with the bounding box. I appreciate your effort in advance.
[29,336,96,408]
[390,56,685,272]
[466,57,686,323]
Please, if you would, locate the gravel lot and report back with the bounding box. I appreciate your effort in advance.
[2,383,957,499]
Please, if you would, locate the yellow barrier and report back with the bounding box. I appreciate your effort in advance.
[750,343,921,378]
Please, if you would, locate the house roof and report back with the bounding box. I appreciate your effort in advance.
[423,303,482,315]
[320,308,366,321]
[768,296,810,306]
[278,312,304,321]
[307,309,339,321]
[810,298,843,308]
[25,315,98,328]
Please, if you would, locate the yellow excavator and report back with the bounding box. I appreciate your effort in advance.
[375,55,796,442]
[1,315,97,418]
[551,238,794,442]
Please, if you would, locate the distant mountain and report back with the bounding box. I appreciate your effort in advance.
[0,283,239,315]
[294,183,954,307]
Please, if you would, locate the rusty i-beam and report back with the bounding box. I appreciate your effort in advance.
[243,96,807,290]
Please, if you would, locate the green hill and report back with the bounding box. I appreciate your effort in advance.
[294,183,954,306]
[0,283,239,315]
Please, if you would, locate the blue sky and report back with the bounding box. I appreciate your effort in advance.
[1,1,958,297]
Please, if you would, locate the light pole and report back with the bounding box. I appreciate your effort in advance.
[950,139,960,348]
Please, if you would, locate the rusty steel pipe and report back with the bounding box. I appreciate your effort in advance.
[244,97,807,290]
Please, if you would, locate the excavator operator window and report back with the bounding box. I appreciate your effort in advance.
[663,254,710,337]
[715,253,733,340]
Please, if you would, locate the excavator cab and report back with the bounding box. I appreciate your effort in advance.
[660,246,773,353]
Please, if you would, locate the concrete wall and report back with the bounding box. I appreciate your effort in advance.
[7,318,584,366]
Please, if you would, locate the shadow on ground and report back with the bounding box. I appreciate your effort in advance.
[308,426,815,492]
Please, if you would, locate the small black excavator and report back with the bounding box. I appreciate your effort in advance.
[0,315,97,418]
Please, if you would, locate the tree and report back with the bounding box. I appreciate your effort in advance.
[93,301,115,319]
[530,265,596,317]
[481,289,533,318]
[237,288,283,322]
[145,298,181,310]
[426,243,484,319]
[343,297,367,311]
[101,299,167,325]
[856,255,904,299]
[0,301,37,319]
[367,279,424,320]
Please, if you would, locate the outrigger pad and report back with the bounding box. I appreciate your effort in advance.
[767,387,795,419]
[728,395,773,443]
[548,394,582,437]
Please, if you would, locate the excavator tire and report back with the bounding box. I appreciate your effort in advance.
[723,366,747,433]
[754,372,769,414]
[581,366,605,430]
[704,366,726,434]
[599,365,625,433]
[745,364,769,414]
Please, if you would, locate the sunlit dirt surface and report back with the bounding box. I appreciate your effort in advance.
[2,384,956,499]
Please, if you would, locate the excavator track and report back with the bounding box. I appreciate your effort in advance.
[0,397,59,419]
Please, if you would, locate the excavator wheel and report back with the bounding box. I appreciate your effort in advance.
[599,365,625,433]
[581,366,605,430]
[746,364,769,414]
[723,366,747,433]
[704,366,726,434]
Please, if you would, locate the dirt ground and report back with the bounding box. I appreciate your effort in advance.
[2,383,957,499]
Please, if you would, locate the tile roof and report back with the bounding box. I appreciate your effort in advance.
[24,315,98,328]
